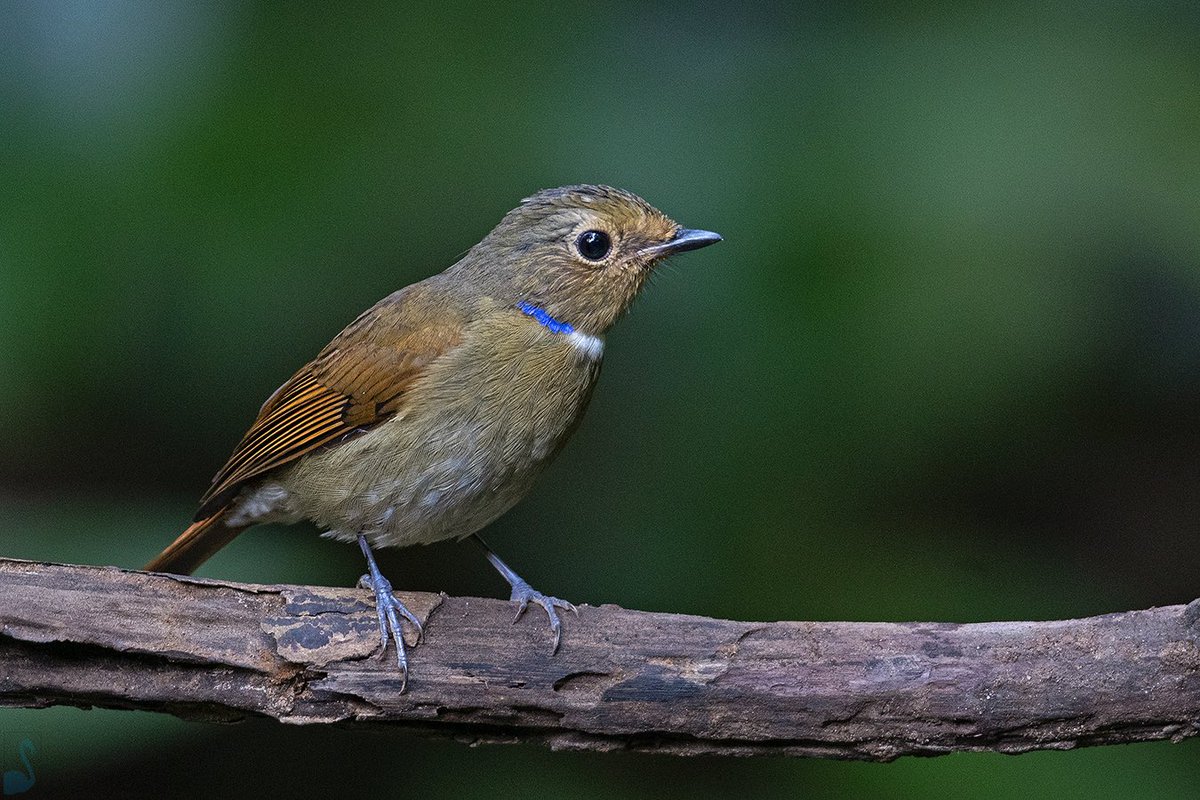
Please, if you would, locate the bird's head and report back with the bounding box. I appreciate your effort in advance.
[457,185,721,333]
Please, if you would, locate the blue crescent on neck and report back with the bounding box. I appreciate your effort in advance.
[515,301,604,361]
[517,301,575,335]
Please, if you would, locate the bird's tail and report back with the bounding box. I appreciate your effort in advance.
[143,508,246,575]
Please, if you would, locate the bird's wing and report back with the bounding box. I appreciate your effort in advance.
[195,285,465,519]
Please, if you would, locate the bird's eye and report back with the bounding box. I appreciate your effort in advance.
[575,230,612,261]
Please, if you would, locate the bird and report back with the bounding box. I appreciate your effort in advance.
[144,184,721,689]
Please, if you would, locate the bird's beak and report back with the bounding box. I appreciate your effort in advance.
[640,228,723,257]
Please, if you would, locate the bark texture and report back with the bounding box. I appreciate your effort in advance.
[1,558,1198,759]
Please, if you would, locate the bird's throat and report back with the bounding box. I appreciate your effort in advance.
[516,301,604,361]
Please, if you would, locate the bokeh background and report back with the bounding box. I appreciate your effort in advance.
[2,1,1199,797]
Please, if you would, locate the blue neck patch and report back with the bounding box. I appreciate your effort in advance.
[517,301,575,335]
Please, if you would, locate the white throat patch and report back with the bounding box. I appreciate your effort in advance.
[566,330,604,361]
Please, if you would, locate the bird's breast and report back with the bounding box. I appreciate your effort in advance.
[269,312,604,547]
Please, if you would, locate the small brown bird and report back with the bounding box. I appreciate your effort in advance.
[145,184,721,687]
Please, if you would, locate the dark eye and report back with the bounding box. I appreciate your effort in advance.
[575,230,611,261]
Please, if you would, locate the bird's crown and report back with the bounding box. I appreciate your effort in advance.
[452,184,720,333]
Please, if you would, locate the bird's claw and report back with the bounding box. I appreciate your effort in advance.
[358,572,423,690]
[509,580,577,654]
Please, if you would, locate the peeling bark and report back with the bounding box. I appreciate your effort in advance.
[1,558,1198,759]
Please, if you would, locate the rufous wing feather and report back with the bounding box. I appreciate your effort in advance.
[145,284,465,574]
[196,286,465,518]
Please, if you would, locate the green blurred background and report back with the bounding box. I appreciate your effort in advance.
[2,1,1199,796]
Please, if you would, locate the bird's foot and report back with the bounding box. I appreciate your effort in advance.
[508,579,578,654]
[357,571,423,690]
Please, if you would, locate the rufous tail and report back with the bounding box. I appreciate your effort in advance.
[143,508,247,575]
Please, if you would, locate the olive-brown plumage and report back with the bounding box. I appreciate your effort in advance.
[145,185,721,686]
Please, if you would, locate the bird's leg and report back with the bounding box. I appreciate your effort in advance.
[357,534,423,690]
[473,533,577,653]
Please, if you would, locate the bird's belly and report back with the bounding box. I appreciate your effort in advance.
[264,332,601,548]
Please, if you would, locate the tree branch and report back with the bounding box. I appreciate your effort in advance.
[1,557,1197,759]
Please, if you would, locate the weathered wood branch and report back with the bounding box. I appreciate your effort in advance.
[1,558,1197,759]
